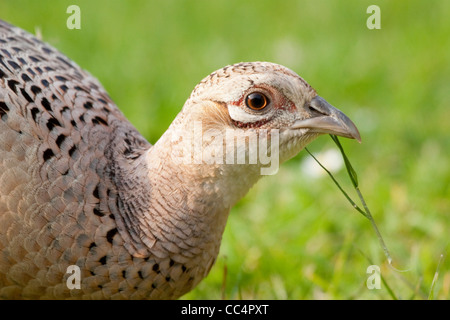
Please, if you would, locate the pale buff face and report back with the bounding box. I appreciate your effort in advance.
[171,62,359,169]
[187,62,316,130]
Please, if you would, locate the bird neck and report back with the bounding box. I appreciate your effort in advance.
[147,121,265,213]
[110,124,263,266]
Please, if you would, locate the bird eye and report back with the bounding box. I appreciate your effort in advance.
[245,92,269,110]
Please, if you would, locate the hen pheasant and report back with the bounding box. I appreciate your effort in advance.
[0,20,360,299]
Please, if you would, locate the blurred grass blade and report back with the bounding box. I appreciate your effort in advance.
[428,253,445,300]
[221,258,228,300]
[357,248,398,300]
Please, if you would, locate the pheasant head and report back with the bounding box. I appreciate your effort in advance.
[149,62,360,208]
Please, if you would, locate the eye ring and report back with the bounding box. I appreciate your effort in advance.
[245,92,269,111]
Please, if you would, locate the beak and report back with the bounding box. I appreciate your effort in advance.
[291,95,361,142]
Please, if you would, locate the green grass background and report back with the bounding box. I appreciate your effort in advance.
[1,0,448,299]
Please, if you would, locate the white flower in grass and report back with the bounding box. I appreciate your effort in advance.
[301,148,343,179]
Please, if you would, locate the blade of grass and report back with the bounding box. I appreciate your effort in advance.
[306,135,407,271]
[304,148,368,218]
[357,248,398,300]
[354,186,393,266]
[221,258,228,300]
[428,253,445,300]
[329,134,394,265]
[330,134,358,188]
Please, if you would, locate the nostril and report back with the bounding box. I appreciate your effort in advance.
[308,105,326,116]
